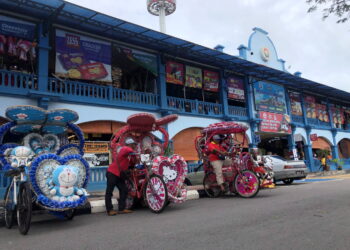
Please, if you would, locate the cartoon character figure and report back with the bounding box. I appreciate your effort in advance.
[162,166,177,183]
[48,165,88,202]
[10,146,34,168]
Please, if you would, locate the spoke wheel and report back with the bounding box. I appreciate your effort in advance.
[143,174,168,213]
[17,182,32,235]
[234,170,260,198]
[4,182,16,229]
[203,172,221,198]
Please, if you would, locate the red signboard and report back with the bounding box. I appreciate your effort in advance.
[310,133,318,141]
[166,61,184,85]
[259,111,291,134]
[203,70,219,92]
[227,76,245,101]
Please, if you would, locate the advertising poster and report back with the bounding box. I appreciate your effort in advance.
[84,152,109,168]
[316,103,329,122]
[289,91,302,116]
[185,65,202,88]
[305,95,316,119]
[253,81,286,113]
[0,15,35,40]
[331,105,344,126]
[166,61,184,85]
[227,76,245,101]
[55,29,112,82]
[259,111,291,134]
[203,70,219,92]
[115,45,158,76]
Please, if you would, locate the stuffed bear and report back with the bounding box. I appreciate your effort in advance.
[48,165,88,202]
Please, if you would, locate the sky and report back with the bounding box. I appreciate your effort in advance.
[67,0,350,92]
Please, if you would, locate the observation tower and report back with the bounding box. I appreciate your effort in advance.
[147,0,176,33]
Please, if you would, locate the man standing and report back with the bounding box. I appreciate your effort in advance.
[105,138,137,216]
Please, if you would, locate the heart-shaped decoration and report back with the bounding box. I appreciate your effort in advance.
[23,133,60,155]
[152,155,188,203]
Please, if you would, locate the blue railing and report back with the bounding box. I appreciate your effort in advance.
[0,69,37,93]
[167,97,223,116]
[291,115,304,124]
[228,106,247,117]
[307,118,331,128]
[87,166,108,192]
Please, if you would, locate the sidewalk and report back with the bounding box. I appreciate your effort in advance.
[307,169,350,178]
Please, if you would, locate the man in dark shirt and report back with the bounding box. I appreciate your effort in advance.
[105,138,137,216]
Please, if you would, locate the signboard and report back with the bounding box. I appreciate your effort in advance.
[0,15,35,40]
[305,95,316,119]
[330,105,344,126]
[83,141,110,167]
[227,76,245,101]
[185,65,202,88]
[203,70,219,92]
[259,111,291,134]
[55,29,112,82]
[316,103,329,122]
[289,91,302,116]
[253,82,286,113]
[310,133,318,141]
[254,134,261,144]
[166,61,184,85]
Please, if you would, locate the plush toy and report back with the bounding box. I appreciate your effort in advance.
[162,166,177,183]
[48,165,88,202]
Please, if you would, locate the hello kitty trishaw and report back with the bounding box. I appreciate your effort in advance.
[110,113,188,213]
[0,105,89,235]
[195,122,261,198]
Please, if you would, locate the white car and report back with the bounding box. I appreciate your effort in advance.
[262,155,309,184]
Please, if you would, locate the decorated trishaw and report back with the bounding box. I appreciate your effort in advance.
[195,121,273,198]
[0,105,89,235]
[110,113,187,213]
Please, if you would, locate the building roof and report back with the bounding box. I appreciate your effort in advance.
[1,0,349,103]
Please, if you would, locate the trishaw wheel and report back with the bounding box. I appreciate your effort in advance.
[4,183,16,229]
[203,172,221,198]
[17,182,32,235]
[125,179,136,210]
[64,209,75,220]
[143,174,168,213]
[234,170,260,198]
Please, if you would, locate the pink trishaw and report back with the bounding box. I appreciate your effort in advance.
[110,113,187,213]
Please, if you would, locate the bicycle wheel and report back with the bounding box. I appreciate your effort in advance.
[203,172,221,198]
[64,209,75,220]
[143,174,168,213]
[4,181,16,229]
[125,179,136,210]
[234,170,260,198]
[17,182,32,235]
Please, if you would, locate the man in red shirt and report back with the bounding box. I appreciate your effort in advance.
[208,134,232,192]
[105,138,137,216]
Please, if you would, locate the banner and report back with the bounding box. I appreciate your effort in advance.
[84,152,109,167]
[253,82,286,113]
[316,102,329,122]
[55,29,112,82]
[185,65,202,88]
[289,91,302,116]
[305,95,316,119]
[0,15,35,40]
[166,61,184,85]
[259,111,291,134]
[115,45,157,76]
[203,70,219,92]
[331,105,344,126]
[227,76,245,101]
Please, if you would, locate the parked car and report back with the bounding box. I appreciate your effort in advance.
[262,155,309,184]
[185,163,204,186]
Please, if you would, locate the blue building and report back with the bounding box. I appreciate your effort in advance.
[1,0,350,174]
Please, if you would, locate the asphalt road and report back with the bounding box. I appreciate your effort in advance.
[1,178,350,250]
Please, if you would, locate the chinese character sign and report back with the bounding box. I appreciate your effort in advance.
[289,91,302,116]
[203,70,219,92]
[55,29,112,82]
[166,61,184,85]
[227,76,245,101]
[253,82,287,113]
[185,65,202,88]
[259,111,291,134]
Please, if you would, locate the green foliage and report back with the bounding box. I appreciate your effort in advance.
[330,158,345,170]
[306,0,350,23]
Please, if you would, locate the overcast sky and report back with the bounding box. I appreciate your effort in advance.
[67,0,350,92]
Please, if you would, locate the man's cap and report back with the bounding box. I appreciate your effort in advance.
[212,135,222,140]
[125,138,136,145]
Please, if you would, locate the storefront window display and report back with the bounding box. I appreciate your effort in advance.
[289,91,302,116]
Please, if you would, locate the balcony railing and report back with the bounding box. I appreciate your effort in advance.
[291,115,304,124]
[167,97,223,117]
[0,69,37,93]
[307,118,331,128]
[228,105,247,117]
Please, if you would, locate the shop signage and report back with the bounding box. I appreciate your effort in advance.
[0,15,35,40]
[55,29,112,82]
[330,105,344,127]
[305,95,316,119]
[84,152,109,167]
[185,65,202,89]
[253,81,286,113]
[259,111,291,134]
[316,102,329,122]
[203,70,219,92]
[310,133,318,141]
[254,134,261,144]
[166,61,184,85]
[289,91,302,116]
[227,76,245,101]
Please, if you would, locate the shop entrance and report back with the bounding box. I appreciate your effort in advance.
[257,133,289,158]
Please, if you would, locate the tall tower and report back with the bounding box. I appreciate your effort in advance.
[147,0,176,33]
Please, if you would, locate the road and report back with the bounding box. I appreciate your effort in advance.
[1,178,350,250]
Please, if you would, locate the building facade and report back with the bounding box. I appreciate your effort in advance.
[1,0,350,172]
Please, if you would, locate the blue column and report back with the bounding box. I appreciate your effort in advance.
[331,130,339,159]
[304,128,315,172]
[326,100,335,129]
[37,22,50,93]
[245,77,259,149]
[300,93,308,125]
[157,55,168,114]
[219,70,229,120]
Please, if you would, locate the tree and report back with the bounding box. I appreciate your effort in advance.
[306,0,350,23]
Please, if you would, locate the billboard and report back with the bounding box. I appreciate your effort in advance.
[253,81,286,113]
